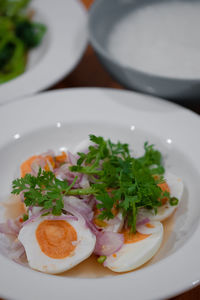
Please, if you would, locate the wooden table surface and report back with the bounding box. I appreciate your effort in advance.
[1,0,200,299]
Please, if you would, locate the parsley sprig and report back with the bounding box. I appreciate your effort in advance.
[70,135,167,232]
[12,168,78,215]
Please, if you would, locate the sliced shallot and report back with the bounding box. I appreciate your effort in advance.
[94,231,124,256]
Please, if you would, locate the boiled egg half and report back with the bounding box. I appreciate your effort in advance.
[18,216,96,274]
[104,221,163,272]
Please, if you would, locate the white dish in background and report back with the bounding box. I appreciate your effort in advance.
[0,88,199,300]
[0,0,87,104]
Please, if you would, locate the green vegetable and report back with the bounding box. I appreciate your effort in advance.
[0,0,30,17]
[12,168,78,216]
[22,213,28,221]
[15,18,46,48]
[0,0,46,83]
[170,197,179,206]
[11,135,171,232]
[0,32,26,83]
[97,256,107,264]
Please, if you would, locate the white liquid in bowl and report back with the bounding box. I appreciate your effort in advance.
[107,1,200,79]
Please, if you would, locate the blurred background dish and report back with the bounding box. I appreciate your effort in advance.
[89,0,200,102]
[0,0,87,104]
[0,0,47,85]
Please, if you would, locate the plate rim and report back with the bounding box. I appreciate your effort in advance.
[0,87,199,300]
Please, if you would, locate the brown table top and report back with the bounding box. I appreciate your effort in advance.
[1,0,200,299]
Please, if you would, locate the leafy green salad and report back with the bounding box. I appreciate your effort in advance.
[0,0,46,83]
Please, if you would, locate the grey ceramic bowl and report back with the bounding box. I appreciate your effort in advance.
[89,0,200,102]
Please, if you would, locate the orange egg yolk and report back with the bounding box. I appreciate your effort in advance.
[36,220,77,259]
[123,229,150,244]
[145,223,155,228]
[20,155,56,177]
[55,151,67,164]
[20,155,40,177]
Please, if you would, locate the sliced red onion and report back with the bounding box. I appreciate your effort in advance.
[19,191,25,202]
[85,218,100,236]
[31,157,46,175]
[41,150,55,157]
[63,196,94,220]
[136,217,150,226]
[8,244,25,260]
[47,215,78,221]
[28,206,33,213]
[7,219,20,234]
[82,194,95,205]
[0,222,16,235]
[10,239,22,251]
[67,151,77,165]
[63,196,99,235]
[0,232,25,261]
[79,174,90,189]
[31,161,40,176]
[54,163,80,187]
[22,209,52,226]
[0,235,13,257]
[0,219,21,236]
[64,203,86,227]
[94,231,124,256]
[55,162,90,189]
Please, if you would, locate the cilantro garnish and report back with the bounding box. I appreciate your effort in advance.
[11,135,170,232]
[70,135,166,232]
[170,197,179,206]
[12,168,78,216]
[22,213,28,222]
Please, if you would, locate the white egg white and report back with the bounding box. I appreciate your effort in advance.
[18,216,96,274]
[104,221,163,272]
[140,172,183,222]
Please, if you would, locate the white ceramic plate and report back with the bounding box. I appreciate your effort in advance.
[0,88,199,300]
[0,0,87,104]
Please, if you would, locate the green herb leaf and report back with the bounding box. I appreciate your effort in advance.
[170,197,179,206]
[97,256,107,264]
[12,168,77,216]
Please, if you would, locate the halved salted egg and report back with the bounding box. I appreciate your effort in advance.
[104,221,163,272]
[18,216,96,274]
